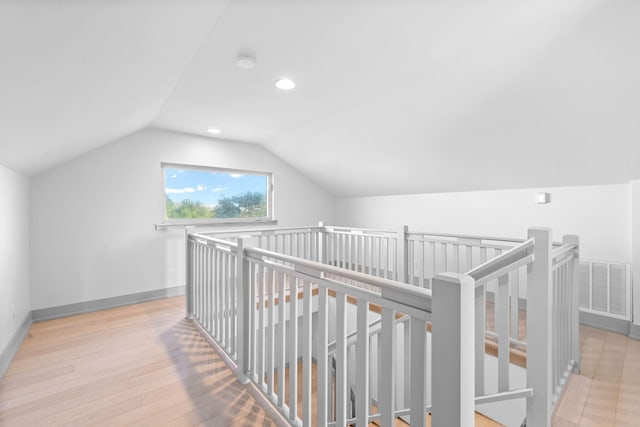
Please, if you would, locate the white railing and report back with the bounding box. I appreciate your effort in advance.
[323,225,403,280]
[579,259,632,320]
[187,234,239,357]
[185,224,580,427]
[243,247,435,426]
[466,235,535,400]
[551,237,580,404]
[406,231,524,288]
[188,235,437,426]
[192,225,323,262]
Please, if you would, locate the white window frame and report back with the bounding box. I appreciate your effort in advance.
[160,162,275,226]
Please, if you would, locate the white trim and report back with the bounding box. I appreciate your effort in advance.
[580,307,631,322]
[629,323,640,341]
[32,286,185,322]
[580,310,631,336]
[0,312,33,378]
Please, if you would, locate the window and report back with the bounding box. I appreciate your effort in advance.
[162,163,273,223]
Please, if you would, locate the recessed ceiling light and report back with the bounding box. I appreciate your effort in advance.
[207,128,221,134]
[275,78,296,90]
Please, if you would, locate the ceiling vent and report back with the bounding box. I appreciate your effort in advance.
[236,55,256,69]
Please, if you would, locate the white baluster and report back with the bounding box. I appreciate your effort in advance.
[302,281,312,426]
[277,271,286,408]
[398,225,408,283]
[249,262,257,378]
[356,299,370,427]
[221,251,227,347]
[185,228,193,319]
[563,235,580,372]
[510,270,519,341]
[317,286,329,426]
[289,275,299,422]
[420,240,426,288]
[452,244,460,273]
[380,306,396,426]
[497,274,510,392]
[266,268,275,397]
[410,316,427,427]
[335,292,347,426]
[475,283,486,396]
[403,320,411,412]
[257,264,265,387]
[230,254,236,357]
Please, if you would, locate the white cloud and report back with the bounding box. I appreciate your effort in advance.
[196,184,206,191]
[230,173,244,178]
[165,187,196,194]
[212,186,228,192]
[169,173,177,178]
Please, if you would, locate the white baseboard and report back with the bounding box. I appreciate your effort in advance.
[580,310,631,336]
[31,286,185,322]
[0,312,33,378]
[629,323,640,341]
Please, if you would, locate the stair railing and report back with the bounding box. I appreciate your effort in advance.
[185,224,579,427]
[322,225,402,280]
[242,246,436,426]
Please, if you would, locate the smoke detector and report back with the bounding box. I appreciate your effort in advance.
[236,55,256,69]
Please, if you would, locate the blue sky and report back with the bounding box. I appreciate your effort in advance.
[164,167,267,206]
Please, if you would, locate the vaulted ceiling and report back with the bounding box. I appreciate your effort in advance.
[2,0,639,197]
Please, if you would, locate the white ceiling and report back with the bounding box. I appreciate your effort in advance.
[2,0,640,197]
[0,0,229,174]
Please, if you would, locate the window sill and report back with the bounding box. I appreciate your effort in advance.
[154,219,278,231]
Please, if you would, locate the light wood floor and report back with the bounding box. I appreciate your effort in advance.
[0,297,279,427]
[3,298,639,426]
[554,325,640,426]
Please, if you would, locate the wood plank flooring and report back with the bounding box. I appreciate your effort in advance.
[3,297,640,426]
[553,326,640,426]
[0,297,279,427]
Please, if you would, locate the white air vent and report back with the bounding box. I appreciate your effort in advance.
[591,262,608,313]
[579,259,631,320]
[609,264,627,317]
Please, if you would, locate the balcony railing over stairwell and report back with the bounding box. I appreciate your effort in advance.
[185,224,580,427]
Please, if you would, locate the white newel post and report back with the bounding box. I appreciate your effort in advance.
[184,226,193,319]
[236,236,257,384]
[432,273,475,427]
[397,225,409,283]
[563,234,581,373]
[526,227,553,427]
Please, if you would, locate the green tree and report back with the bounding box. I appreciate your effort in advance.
[214,197,241,218]
[215,192,266,218]
[165,196,176,217]
[165,196,213,219]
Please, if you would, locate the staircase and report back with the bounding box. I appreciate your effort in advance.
[274,360,505,427]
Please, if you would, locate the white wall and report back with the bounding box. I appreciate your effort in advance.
[336,184,631,262]
[30,127,334,310]
[0,164,30,352]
